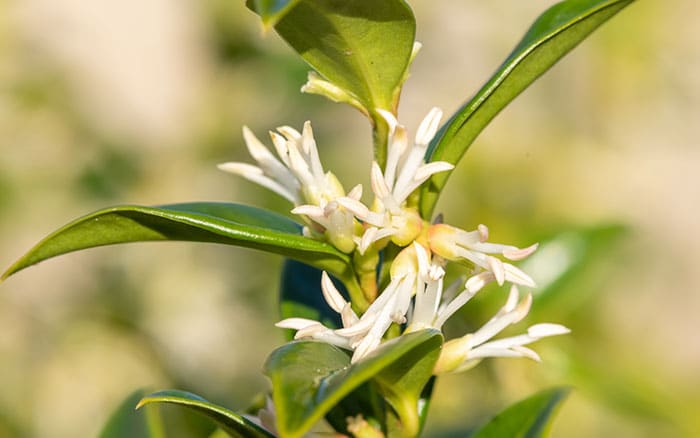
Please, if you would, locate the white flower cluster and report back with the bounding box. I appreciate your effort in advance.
[220,109,569,372]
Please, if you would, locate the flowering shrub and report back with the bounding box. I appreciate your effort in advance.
[2,1,635,437]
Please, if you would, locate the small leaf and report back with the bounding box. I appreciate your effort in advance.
[99,389,164,438]
[264,329,442,438]
[420,0,636,217]
[472,387,570,438]
[2,202,353,285]
[246,0,302,29]
[137,390,274,438]
[272,0,415,165]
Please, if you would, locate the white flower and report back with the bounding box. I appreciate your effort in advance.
[428,223,538,288]
[338,108,454,254]
[275,272,360,350]
[218,122,359,252]
[276,245,423,364]
[433,285,570,374]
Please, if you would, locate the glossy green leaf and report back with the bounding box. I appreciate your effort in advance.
[246,0,302,28]
[273,0,415,165]
[99,389,164,438]
[2,202,355,287]
[420,0,635,217]
[472,387,570,438]
[137,390,274,438]
[279,259,345,339]
[264,329,442,438]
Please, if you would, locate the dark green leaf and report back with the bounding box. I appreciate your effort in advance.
[264,329,442,438]
[137,390,274,438]
[279,260,345,339]
[99,389,164,438]
[2,202,354,286]
[247,0,302,28]
[472,387,570,438]
[420,0,636,217]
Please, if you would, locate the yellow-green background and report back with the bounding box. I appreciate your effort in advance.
[1,1,698,436]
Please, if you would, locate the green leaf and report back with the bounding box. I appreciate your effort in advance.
[472,387,571,438]
[2,202,354,285]
[137,390,274,438]
[273,0,415,165]
[246,0,302,29]
[264,329,442,438]
[420,0,636,217]
[99,389,165,438]
[279,260,345,338]
[521,224,627,309]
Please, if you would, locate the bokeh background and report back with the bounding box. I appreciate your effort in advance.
[1,1,698,436]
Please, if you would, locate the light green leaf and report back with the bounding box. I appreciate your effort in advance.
[420,0,635,217]
[137,390,274,438]
[1,202,355,290]
[99,389,164,438]
[264,329,442,438]
[273,0,416,165]
[522,224,627,309]
[472,387,570,438]
[246,0,302,29]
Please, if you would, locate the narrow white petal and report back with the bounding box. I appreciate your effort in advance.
[291,204,325,218]
[347,184,363,200]
[242,126,273,163]
[504,263,537,288]
[503,243,539,261]
[434,287,476,329]
[527,323,571,337]
[414,161,454,182]
[302,121,325,179]
[276,126,302,142]
[513,293,533,324]
[286,142,314,188]
[335,315,376,337]
[504,285,520,312]
[393,145,427,203]
[321,271,347,313]
[487,256,506,286]
[358,227,378,254]
[415,107,443,146]
[478,224,489,241]
[275,318,320,330]
[218,162,299,204]
[341,302,359,328]
[335,197,370,220]
[370,162,391,200]
[465,271,495,294]
[510,345,541,361]
[270,131,291,166]
[351,335,381,363]
[395,161,454,202]
[414,242,431,278]
[470,241,519,254]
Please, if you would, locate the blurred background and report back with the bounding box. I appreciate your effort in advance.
[1,0,698,436]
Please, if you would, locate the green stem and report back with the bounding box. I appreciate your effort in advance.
[392,395,419,438]
[371,112,390,169]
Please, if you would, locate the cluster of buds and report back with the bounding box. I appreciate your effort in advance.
[221,108,569,372]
